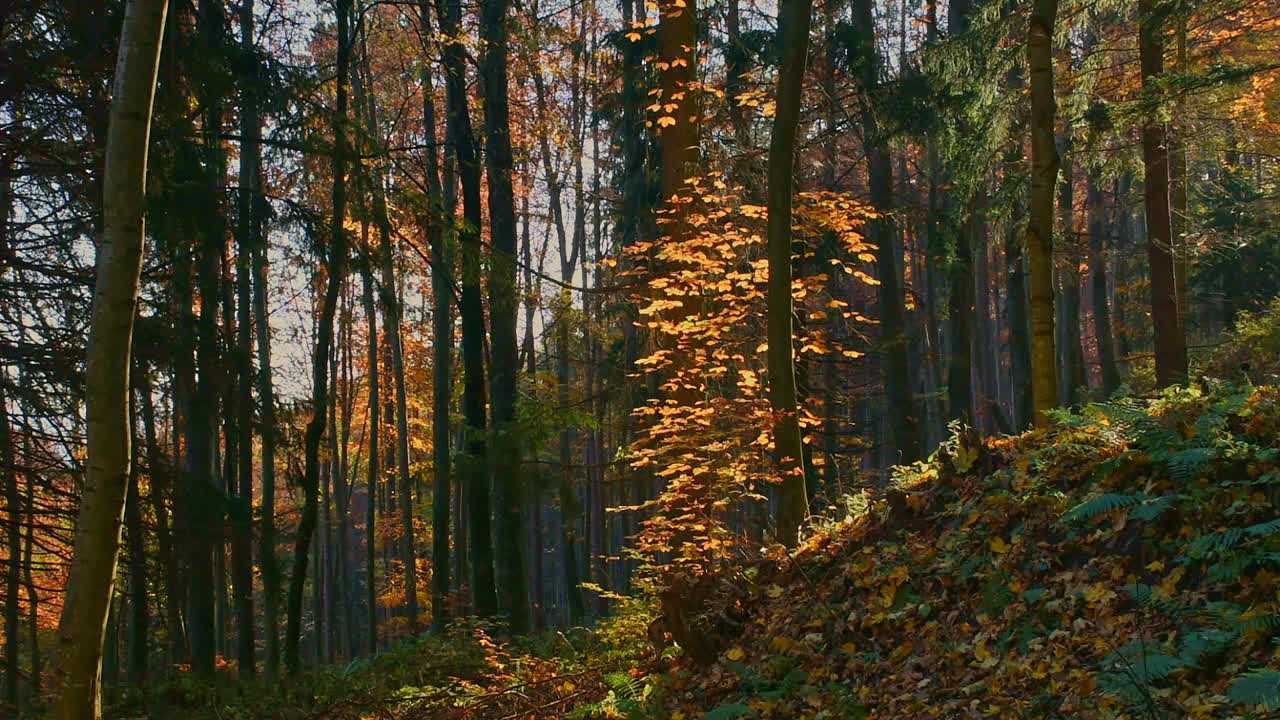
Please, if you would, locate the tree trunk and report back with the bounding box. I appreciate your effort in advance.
[124,394,148,682]
[51,0,167,713]
[435,0,497,618]
[416,0,452,635]
[23,476,39,697]
[852,0,920,462]
[1058,146,1086,404]
[1137,0,1188,387]
[358,35,420,637]
[3,382,20,705]
[137,372,183,668]
[1170,19,1189,330]
[231,0,259,679]
[948,210,974,424]
[252,170,280,682]
[1088,172,1121,395]
[767,0,813,545]
[1025,0,1059,427]
[359,247,380,651]
[286,0,350,673]
[480,0,529,634]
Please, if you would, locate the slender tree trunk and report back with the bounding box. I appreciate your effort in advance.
[3,382,20,705]
[138,372,183,667]
[1058,147,1086,404]
[767,0,813,545]
[124,394,148,683]
[948,209,975,424]
[1113,174,1134,371]
[252,173,280,682]
[286,0,350,673]
[435,0,497,618]
[414,0,452,635]
[520,186,545,630]
[480,0,529,633]
[51,0,167,713]
[1084,173,1119,396]
[1025,0,1060,426]
[357,36,420,637]
[852,0,920,462]
[1137,0,1188,387]
[1170,19,1189,330]
[231,0,259,679]
[187,0,230,677]
[359,243,381,651]
[23,476,39,697]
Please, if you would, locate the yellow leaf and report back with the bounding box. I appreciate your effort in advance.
[990,536,1010,554]
[725,646,746,661]
[770,636,797,652]
[657,116,677,127]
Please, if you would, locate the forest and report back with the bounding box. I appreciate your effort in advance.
[2,0,1280,715]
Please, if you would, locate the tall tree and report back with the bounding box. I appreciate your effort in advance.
[850,0,920,462]
[1025,0,1060,426]
[1087,171,1121,395]
[1137,0,1189,387]
[357,26,419,637]
[232,0,260,678]
[946,0,975,427]
[286,0,351,673]
[435,0,497,617]
[480,0,529,633]
[251,124,282,683]
[419,0,452,637]
[1058,144,1086,404]
[766,0,813,545]
[359,240,380,650]
[3,383,20,705]
[50,0,168,713]
[123,391,148,682]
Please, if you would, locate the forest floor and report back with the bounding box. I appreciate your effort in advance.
[113,302,1280,720]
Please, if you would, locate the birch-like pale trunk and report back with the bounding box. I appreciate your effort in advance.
[51,0,168,714]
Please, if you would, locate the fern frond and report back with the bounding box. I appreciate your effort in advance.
[1061,493,1146,524]
[1229,670,1280,710]
[1246,518,1280,538]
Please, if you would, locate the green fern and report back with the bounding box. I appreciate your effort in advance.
[1246,518,1280,538]
[1167,447,1215,483]
[1189,527,1247,557]
[1229,670,1280,710]
[603,671,643,702]
[1061,493,1147,524]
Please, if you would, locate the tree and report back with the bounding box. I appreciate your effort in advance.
[436,0,497,618]
[1087,171,1121,396]
[286,0,351,673]
[1025,0,1060,427]
[850,0,920,462]
[232,0,260,677]
[1138,0,1189,387]
[243,0,281,677]
[766,0,813,545]
[417,0,453,634]
[480,0,529,633]
[51,0,168,714]
[357,29,419,636]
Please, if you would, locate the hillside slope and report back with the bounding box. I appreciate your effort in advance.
[628,384,1280,719]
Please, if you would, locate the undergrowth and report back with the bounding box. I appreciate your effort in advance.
[618,382,1280,719]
